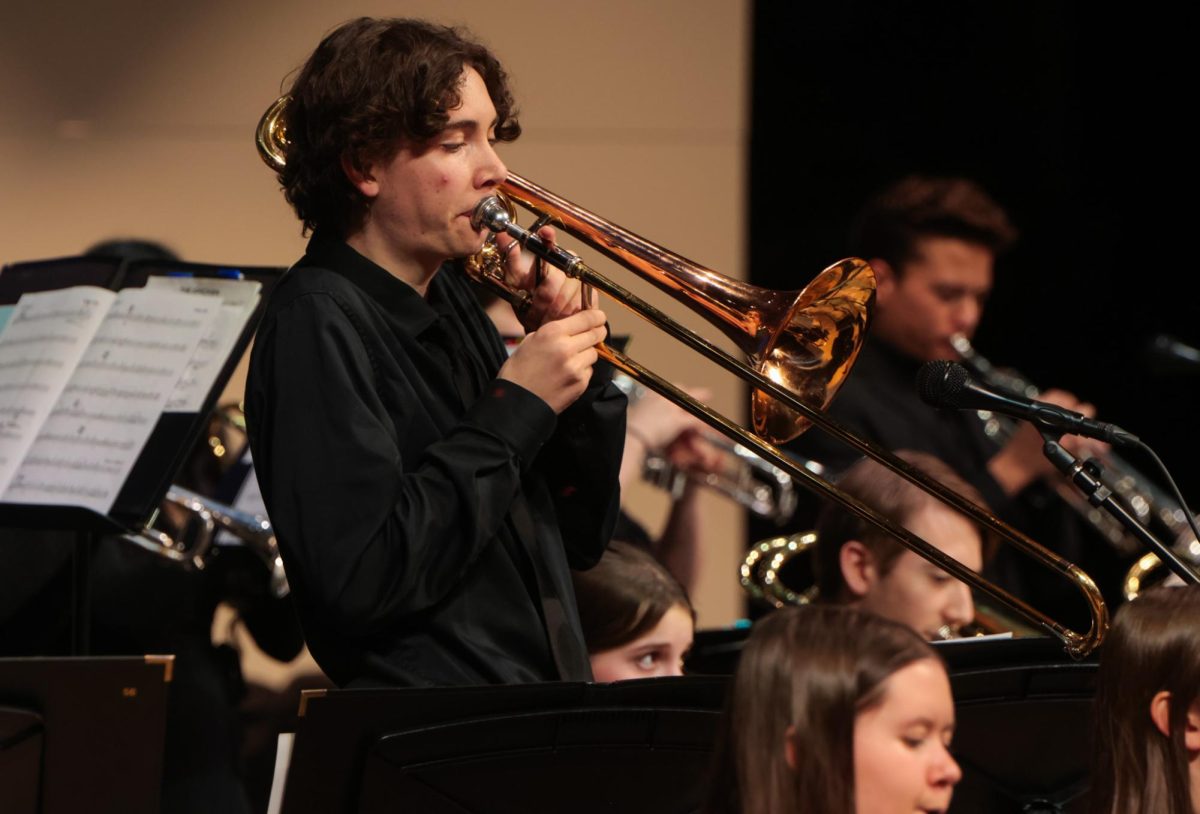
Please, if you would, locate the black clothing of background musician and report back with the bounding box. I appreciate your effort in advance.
[766,176,1124,629]
[246,234,625,687]
[783,341,1106,630]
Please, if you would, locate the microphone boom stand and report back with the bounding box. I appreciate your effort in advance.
[1041,432,1200,587]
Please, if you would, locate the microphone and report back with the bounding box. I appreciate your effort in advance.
[916,360,1139,446]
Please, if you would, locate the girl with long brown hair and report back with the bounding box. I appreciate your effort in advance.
[705,605,961,813]
[1090,585,1200,814]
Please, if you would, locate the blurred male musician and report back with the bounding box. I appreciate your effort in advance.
[813,450,992,640]
[790,175,1106,619]
[246,18,625,687]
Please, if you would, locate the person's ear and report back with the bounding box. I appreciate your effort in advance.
[870,257,896,304]
[342,152,380,198]
[840,540,879,599]
[1149,690,1172,739]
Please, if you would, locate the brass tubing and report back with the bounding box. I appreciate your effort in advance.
[595,342,1106,657]
[486,177,1107,656]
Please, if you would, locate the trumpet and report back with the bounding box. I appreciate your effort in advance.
[641,436,799,523]
[612,372,799,523]
[255,95,1108,656]
[951,334,1193,557]
[121,405,289,598]
[124,486,289,599]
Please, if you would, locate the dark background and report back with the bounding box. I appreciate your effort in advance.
[749,2,1198,504]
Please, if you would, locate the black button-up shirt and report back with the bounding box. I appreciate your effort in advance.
[246,235,625,687]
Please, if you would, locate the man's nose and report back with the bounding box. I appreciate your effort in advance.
[478,142,508,189]
[954,297,982,331]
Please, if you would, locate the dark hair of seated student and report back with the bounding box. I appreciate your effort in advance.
[572,541,695,682]
[1089,584,1200,814]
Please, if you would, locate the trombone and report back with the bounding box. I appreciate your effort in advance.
[255,96,1108,656]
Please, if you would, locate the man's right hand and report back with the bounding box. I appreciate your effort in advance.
[498,308,608,414]
[987,388,1109,496]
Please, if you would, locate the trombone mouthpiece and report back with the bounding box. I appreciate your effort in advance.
[471,196,511,232]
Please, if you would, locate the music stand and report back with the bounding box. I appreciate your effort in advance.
[944,637,1098,813]
[0,255,284,653]
[0,655,173,814]
[279,677,727,814]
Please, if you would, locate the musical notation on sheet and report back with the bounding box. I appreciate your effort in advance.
[146,276,261,412]
[0,287,115,495]
[1,286,219,513]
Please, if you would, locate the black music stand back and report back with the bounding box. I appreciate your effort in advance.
[947,639,1098,814]
[281,677,727,814]
[0,655,172,814]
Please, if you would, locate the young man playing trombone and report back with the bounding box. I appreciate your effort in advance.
[246,17,625,687]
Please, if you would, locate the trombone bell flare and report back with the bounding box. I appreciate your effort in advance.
[749,260,875,442]
[481,176,877,444]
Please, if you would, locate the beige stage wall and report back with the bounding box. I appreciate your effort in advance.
[0,0,751,628]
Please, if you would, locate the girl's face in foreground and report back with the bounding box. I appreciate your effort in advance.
[589,604,693,682]
[853,658,962,814]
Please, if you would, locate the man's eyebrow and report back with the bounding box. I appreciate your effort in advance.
[442,116,499,133]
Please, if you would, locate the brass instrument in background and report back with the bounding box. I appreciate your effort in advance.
[255,95,1109,656]
[740,530,1037,640]
[951,334,1200,600]
[125,486,289,599]
[124,404,289,598]
[951,334,1190,554]
[1123,534,1200,600]
[642,436,798,523]
[612,372,799,523]
[741,531,818,609]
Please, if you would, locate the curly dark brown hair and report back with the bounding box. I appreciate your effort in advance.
[278,17,521,237]
[850,175,1018,272]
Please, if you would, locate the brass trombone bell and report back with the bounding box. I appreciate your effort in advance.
[471,176,876,445]
[465,181,1106,656]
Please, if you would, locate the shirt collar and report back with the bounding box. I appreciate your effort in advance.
[300,231,452,335]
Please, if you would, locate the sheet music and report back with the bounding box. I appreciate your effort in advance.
[145,276,262,412]
[0,287,116,495]
[4,287,218,513]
